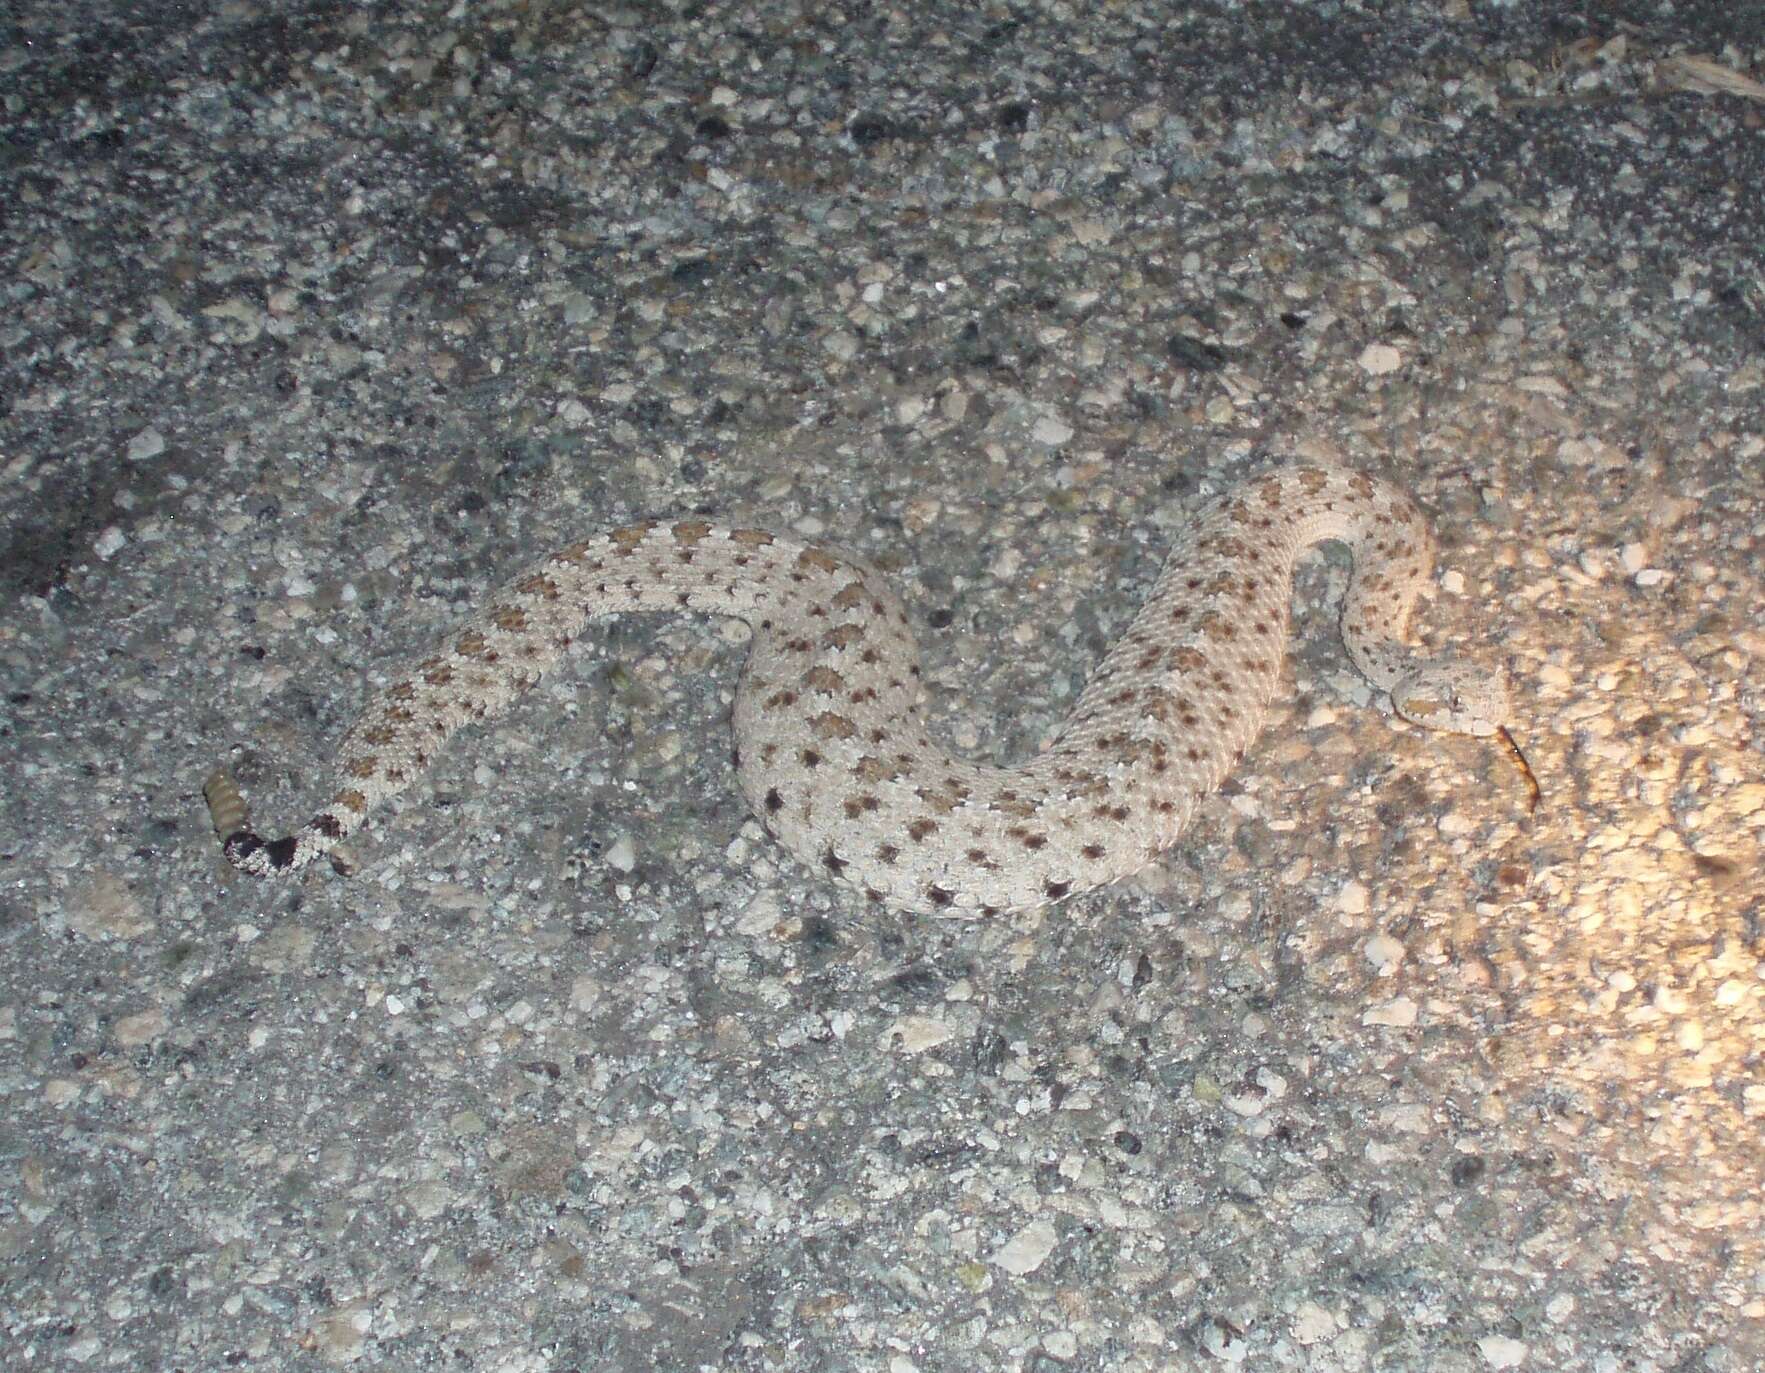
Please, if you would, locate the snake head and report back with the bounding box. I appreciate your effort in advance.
[1390,660,1510,738]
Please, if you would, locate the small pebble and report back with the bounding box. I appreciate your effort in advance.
[602,835,637,873]
[1358,342,1402,374]
[1364,932,1406,972]
[887,1015,955,1053]
[991,1219,1058,1275]
[1362,995,1419,1028]
[1032,413,1074,445]
[1292,1300,1337,1345]
[126,427,166,461]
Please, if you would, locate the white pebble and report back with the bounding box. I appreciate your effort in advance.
[570,975,603,1012]
[1292,1300,1337,1345]
[1033,413,1074,445]
[991,1219,1058,1275]
[1358,342,1402,374]
[93,526,127,559]
[603,835,637,873]
[1364,932,1406,972]
[114,1008,167,1047]
[44,1079,81,1106]
[126,427,166,461]
[1337,880,1369,915]
[1478,1335,1527,1369]
[887,1014,955,1054]
[1362,995,1418,1028]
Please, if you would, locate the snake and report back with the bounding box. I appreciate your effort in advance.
[205,462,1536,913]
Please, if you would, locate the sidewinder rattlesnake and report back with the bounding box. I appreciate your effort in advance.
[205,462,1534,912]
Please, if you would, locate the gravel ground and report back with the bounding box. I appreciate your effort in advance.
[3,2,1763,1370]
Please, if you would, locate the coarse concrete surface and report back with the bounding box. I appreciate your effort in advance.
[2,2,1762,1369]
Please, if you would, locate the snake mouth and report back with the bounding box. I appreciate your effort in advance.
[1497,727,1541,814]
